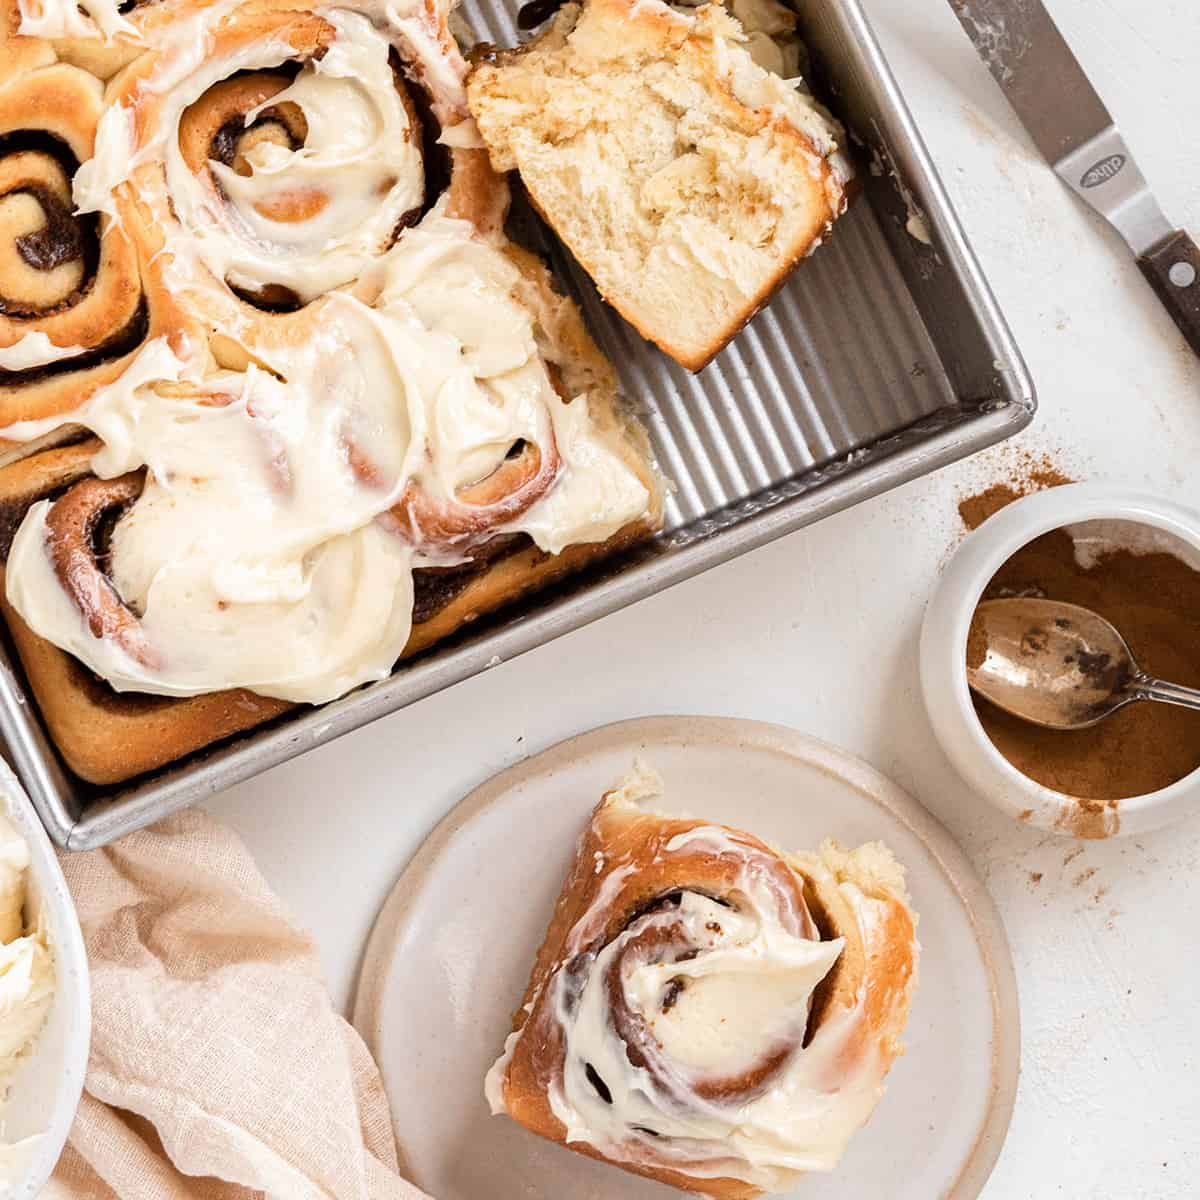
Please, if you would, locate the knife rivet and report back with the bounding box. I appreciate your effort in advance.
[1169,262,1196,288]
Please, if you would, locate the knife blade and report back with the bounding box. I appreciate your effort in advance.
[948,0,1200,358]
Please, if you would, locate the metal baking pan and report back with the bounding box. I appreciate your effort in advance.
[0,0,1034,848]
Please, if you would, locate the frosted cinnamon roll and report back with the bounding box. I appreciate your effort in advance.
[0,0,661,780]
[0,44,172,460]
[485,765,919,1198]
[80,0,501,369]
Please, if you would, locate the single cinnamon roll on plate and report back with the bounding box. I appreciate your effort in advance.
[485,763,919,1198]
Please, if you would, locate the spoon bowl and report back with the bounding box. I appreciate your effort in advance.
[967,598,1200,730]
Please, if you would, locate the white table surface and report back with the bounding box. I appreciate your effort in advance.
[207,2,1200,1196]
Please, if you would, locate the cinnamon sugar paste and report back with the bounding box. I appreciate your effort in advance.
[957,461,1200,836]
[973,530,1200,809]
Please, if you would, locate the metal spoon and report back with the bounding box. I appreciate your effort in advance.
[966,598,1200,730]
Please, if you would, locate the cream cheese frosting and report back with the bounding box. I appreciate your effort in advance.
[0,930,54,1093]
[0,816,29,946]
[4,205,650,702]
[0,334,87,373]
[664,0,852,192]
[565,885,844,1102]
[541,825,870,1187]
[673,0,801,77]
[166,11,426,304]
[16,0,136,42]
[70,0,470,220]
[0,814,54,1099]
[72,6,425,303]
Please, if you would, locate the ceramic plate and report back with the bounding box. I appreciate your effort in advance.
[353,716,1018,1200]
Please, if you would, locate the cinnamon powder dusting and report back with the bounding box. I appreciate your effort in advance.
[958,484,1021,531]
[957,453,1075,531]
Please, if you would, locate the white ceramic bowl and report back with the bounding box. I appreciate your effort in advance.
[920,483,1200,839]
[0,759,89,1198]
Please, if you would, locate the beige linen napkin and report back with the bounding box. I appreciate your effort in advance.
[44,809,430,1200]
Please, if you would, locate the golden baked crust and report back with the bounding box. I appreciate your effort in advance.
[467,0,850,372]
[490,791,918,1198]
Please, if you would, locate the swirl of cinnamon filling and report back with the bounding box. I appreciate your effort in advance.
[169,15,425,307]
[545,821,842,1136]
[486,767,920,1196]
[0,50,162,449]
[41,470,160,666]
[350,391,560,551]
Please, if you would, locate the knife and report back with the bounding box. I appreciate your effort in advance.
[947,0,1200,358]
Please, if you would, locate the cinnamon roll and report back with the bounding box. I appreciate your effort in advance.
[486,764,919,1198]
[0,42,173,461]
[0,0,662,782]
[83,0,505,369]
[4,211,657,702]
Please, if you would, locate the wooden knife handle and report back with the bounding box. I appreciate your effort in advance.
[1138,229,1200,358]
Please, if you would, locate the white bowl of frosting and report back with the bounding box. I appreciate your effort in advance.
[0,760,89,1198]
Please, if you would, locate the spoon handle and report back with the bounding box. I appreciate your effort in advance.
[1130,673,1200,713]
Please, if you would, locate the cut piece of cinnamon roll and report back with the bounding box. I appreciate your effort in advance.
[467,0,854,371]
[486,764,919,1198]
